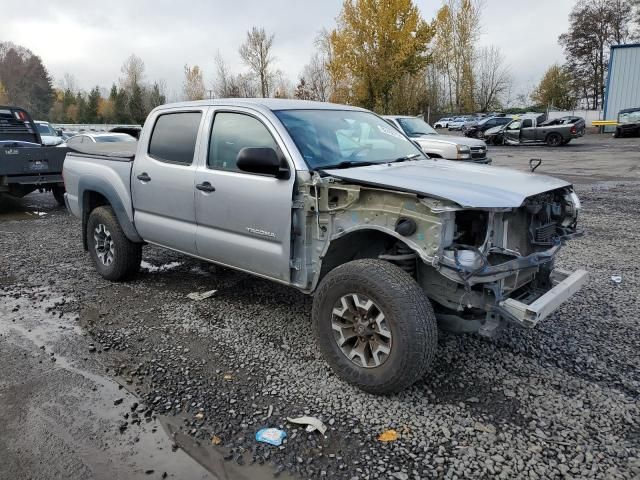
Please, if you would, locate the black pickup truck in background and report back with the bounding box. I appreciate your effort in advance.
[0,106,67,204]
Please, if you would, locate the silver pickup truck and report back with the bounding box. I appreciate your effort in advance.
[63,99,587,394]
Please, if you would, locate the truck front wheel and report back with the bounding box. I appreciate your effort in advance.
[312,259,438,394]
[87,206,142,281]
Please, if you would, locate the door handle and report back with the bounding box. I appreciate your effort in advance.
[137,172,151,182]
[196,182,216,193]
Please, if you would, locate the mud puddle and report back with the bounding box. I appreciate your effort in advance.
[0,193,55,221]
[0,286,215,479]
[0,285,295,480]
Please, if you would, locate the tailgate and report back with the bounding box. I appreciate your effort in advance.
[0,146,68,176]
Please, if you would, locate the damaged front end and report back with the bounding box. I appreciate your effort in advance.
[424,188,587,336]
[300,172,587,336]
[296,171,587,337]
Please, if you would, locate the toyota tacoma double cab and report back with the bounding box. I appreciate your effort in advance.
[63,99,587,394]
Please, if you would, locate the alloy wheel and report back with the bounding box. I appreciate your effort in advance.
[331,293,392,368]
[93,223,115,266]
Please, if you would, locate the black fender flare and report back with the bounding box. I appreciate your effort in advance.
[79,177,142,250]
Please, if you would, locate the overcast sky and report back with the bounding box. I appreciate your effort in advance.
[2,0,574,99]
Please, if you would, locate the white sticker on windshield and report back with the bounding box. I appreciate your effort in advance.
[377,124,408,141]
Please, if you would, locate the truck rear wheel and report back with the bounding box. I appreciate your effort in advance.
[546,132,563,147]
[312,259,438,394]
[52,186,65,206]
[87,206,142,281]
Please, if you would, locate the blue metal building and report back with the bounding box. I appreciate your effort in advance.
[603,43,640,132]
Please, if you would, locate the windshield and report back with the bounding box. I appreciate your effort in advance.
[619,109,640,124]
[94,134,136,143]
[37,123,56,136]
[275,110,426,169]
[396,117,437,136]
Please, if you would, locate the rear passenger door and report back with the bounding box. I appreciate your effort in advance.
[132,109,207,254]
[194,108,295,282]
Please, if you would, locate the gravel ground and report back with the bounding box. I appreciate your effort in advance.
[1,175,639,477]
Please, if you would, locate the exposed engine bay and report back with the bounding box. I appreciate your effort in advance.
[423,188,583,334]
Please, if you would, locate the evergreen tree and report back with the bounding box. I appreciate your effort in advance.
[114,88,130,123]
[87,86,101,122]
[128,82,145,124]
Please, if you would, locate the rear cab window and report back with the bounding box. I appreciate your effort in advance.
[148,111,202,165]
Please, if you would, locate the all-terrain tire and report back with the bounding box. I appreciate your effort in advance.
[546,132,563,147]
[87,206,142,281]
[312,259,438,394]
[52,186,65,206]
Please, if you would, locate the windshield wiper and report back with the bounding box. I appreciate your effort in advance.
[389,153,421,163]
[320,160,377,169]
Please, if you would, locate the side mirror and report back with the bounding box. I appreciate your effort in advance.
[236,147,290,179]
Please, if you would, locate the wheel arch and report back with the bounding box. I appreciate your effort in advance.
[310,226,429,293]
[79,178,142,250]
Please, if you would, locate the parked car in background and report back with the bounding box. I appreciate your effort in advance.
[63,98,587,394]
[0,106,67,204]
[483,123,508,145]
[447,116,473,131]
[35,120,64,146]
[462,116,512,138]
[613,107,640,138]
[65,132,138,147]
[498,114,585,147]
[433,117,453,129]
[109,126,142,139]
[384,115,491,164]
[60,130,79,140]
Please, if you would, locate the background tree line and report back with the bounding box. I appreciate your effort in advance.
[533,0,640,111]
[0,43,166,124]
[206,0,514,117]
[2,0,639,124]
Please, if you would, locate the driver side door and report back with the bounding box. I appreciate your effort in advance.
[503,120,522,144]
[194,108,296,283]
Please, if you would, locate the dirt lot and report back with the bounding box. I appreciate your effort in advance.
[1,133,639,480]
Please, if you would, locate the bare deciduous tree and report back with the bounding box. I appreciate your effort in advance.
[475,46,512,112]
[183,64,205,101]
[213,52,259,98]
[239,27,275,97]
[302,53,331,102]
[213,51,234,98]
[120,54,145,93]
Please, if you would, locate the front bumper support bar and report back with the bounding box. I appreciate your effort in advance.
[495,268,588,328]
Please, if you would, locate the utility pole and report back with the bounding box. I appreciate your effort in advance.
[207,89,213,99]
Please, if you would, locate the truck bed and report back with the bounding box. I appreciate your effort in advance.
[66,142,137,161]
[63,143,137,225]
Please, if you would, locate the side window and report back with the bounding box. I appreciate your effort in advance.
[148,112,202,165]
[208,112,279,171]
[522,119,533,128]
